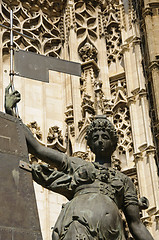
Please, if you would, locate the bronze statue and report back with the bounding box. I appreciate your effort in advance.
[5,84,154,240]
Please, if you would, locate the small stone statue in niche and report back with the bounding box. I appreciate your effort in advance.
[5,84,154,240]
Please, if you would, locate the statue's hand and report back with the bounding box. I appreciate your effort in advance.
[139,196,149,210]
[32,163,53,187]
[5,83,21,116]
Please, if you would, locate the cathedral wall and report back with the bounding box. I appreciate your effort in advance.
[0,0,159,239]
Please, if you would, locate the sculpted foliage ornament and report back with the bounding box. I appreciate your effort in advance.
[47,126,64,145]
[27,121,42,164]
[47,126,66,152]
[73,151,90,161]
[27,121,42,141]
[79,42,98,62]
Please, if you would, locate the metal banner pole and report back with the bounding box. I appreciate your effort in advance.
[10,9,19,117]
[10,9,14,90]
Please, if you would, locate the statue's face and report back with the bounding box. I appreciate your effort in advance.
[90,130,113,157]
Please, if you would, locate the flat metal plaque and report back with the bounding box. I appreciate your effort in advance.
[14,49,81,82]
[0,112,43,240]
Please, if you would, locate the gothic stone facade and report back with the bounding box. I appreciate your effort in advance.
[0,0,159,239]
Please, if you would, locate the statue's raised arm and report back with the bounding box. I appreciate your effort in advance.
[23,123,67,169]
[4,84,67,170]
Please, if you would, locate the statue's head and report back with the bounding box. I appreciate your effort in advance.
[85,115,118,157]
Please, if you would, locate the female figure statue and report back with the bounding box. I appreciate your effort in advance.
[5,85,154,240]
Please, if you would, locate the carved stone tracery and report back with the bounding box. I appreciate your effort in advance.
[128,0,137,28]
[3,0,67,17]
[110,79,133,166]
[103,0,123,66]
[1,0,64,56]
[75,1,98,62]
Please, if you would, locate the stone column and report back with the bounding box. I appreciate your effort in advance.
[64,1,82,144]
[120,3,159,235]
[143,3,159,121]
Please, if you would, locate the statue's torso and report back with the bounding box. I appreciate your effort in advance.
[50,157,138,240]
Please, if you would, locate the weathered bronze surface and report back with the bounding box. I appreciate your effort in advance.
[4,87,154,240]
[30,117,154,240]
[0,111,42,240]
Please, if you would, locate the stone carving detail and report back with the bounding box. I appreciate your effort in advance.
[79,42,98,62]
[94,79,106,114]
[81,93,95,117]
[113,107,133,158]
[74,0,105,6]
[103,0,123,66]
[69,124,75,137]
[93,78,113,116]
[27,121,42,163]
[65,6,71,44]
[110,79,133,165]
[65,105,75,138]
[47,126,66,152]
[120,2,126,30]
[65,105,74,125]
[74,0,98,62]
[1,0,64,56]
[47,126,64,145]
[27,121,42,141]
[27,122,66,155]
[128,0,137,28]
[73,148,95,162]
[2,0,67,16]
[73,151,89,161]
[103,98,114,116]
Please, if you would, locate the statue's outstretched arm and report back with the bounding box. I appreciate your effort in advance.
[23,120,67,170]
[124,204,154,240]
[4,83,67,170]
